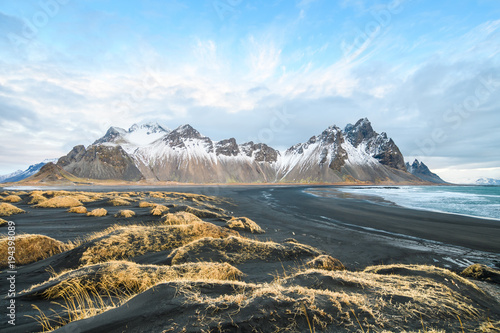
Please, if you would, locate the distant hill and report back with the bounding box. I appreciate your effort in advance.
[0,159,57,183]
[475,178,500,185]
[405,160,447,184]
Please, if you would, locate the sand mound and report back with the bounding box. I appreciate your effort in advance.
[306,255,345,271]
[462,264,500,284]
[55,264,500,333]
[150,204,168,216]
[79,222,238,266]
[115,210,136,218]
[87,208,108,217]
[35,196,83,208]
[160,211,202,225]
[3,194,22,203]
[168,236,322,265]
[28,193,47,205]
[175,205,225,218]
[108,197,132,206]
[225,216,265,234]
[0,234,72,268]
[67,206,88,214]
[21,261,244,299]
[0,202,25,216]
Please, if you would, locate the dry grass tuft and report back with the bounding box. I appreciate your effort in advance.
[306,255,345,271]
[80,222,238,265]
[0,234,72,267]
[36,196,83,208]
[108,197,132,206]
[28,193,47,205]
[139,201,155,208]
[461,264,500,284]
[114,210,136,218]
[87,208,108,217]
[0,218,7,226]
[160,212,202,225]
[3,194,22,203]
[150,204,168,216]
[0,202,25,216]
[67,206,88,214]
[177,205,225,218]
[168,236,322,265]
[24,261,244,300]
[225,216,265,234]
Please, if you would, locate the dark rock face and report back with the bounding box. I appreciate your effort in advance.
[216,138,240,156]
[371,136,407,171]
[241,142,279,163]
[406,159,446,184]
[57,145,86,167]
[57,145,143,181]
[344,118,376,147]
[344,119,406,171]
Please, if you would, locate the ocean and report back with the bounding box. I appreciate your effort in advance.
[315,185,500,221]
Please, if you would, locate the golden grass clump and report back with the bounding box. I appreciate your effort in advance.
[108,197,132,206]
[3,194,22,203]
[150,204,168,216]
[225,216,265,234]
[0,218,7,226]
[115,210,136,218]
[67,206,87,214]
[87,208,108,217]
[28,193,47,205]
[0,234,72,267]
[178,205,225,218]
[461,263,500,283]
[80,221,238,265]
[0,202,25,216]
[160,212,202,225]
[168,236,322,265]
[25,261,244,300]
[306,255,345,271]
[36,196,83,208]
[139,201,155,208]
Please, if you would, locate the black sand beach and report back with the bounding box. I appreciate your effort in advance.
[1,185,499,332]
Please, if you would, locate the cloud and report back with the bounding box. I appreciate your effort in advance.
[0,2,499,183]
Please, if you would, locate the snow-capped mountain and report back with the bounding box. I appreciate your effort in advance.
[0,159,58,183]
[277,118,416,183]
[15,118,442,184]
[405,160,447,184]
[93,122,170,154]
[132,124,279,182]
[475,178,500,185]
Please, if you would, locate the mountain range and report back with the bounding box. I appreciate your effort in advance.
[6,119,446,184]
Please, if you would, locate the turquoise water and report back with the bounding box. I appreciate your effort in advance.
[335,186,500,221]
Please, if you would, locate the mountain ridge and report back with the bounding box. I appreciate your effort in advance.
[11,119,445,185]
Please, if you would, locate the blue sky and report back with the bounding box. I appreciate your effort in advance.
[0,0,499,183]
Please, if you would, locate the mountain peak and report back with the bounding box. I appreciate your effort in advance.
[405,160,446,183]
[172,124,204,139]
[129,122,169,134]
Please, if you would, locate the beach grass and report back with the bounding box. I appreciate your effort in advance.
[0,202,25,216]
[0,234,72,267]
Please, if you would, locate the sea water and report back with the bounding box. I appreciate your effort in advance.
[334,186,500,221]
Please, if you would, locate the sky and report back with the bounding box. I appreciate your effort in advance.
[0,0,499,183]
